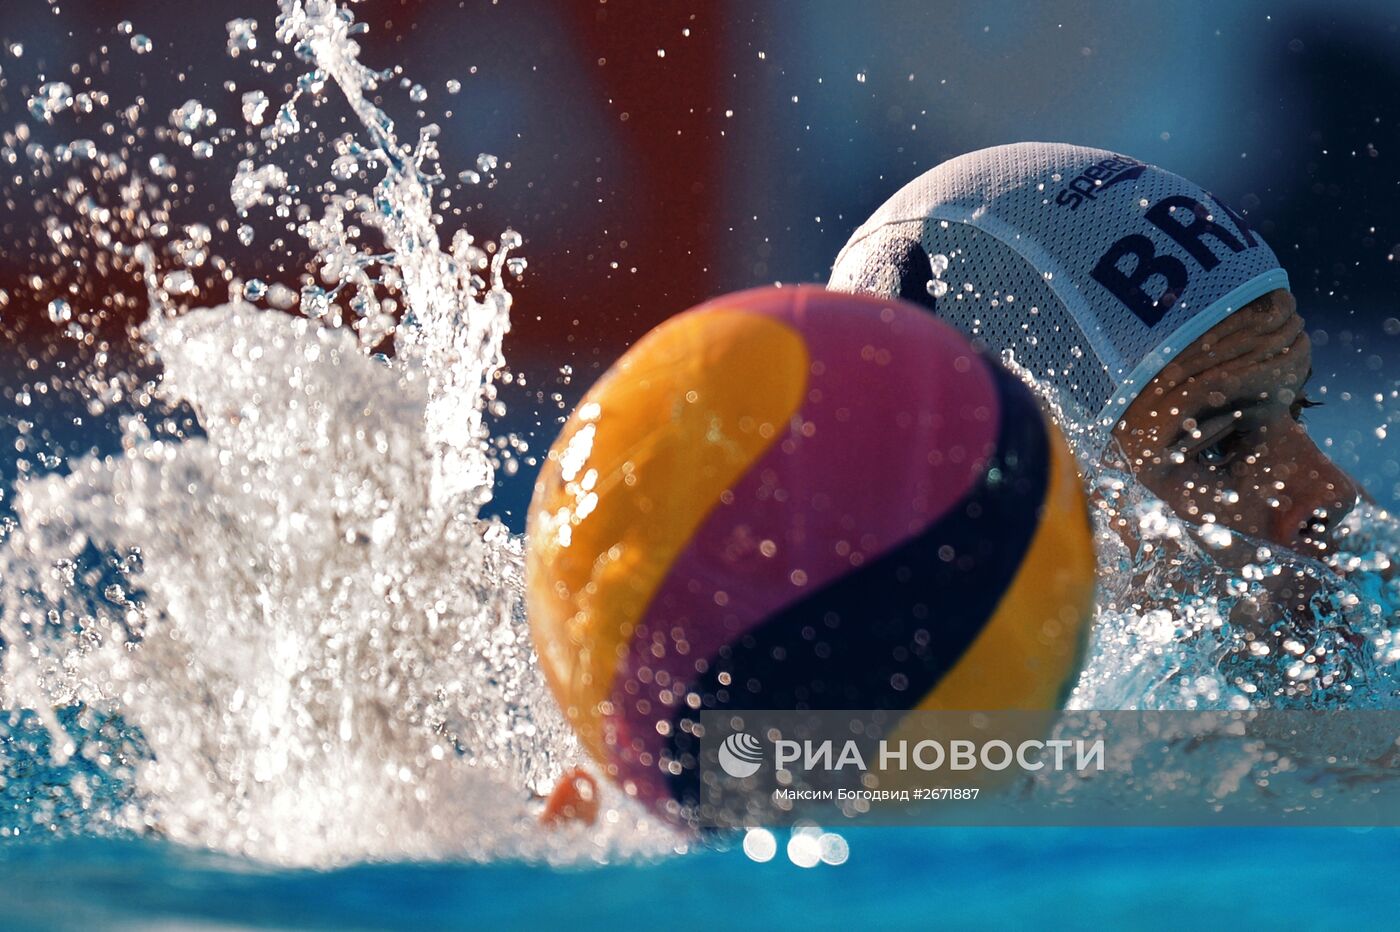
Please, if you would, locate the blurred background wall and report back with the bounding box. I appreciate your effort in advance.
[2,0,1398,524]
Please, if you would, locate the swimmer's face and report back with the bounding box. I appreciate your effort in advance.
[1112,289,1360,558]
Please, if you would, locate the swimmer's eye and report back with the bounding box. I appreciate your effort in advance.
[1290,394,1323,423]
[1197,438,1236,468]
[1186,419,1241,469]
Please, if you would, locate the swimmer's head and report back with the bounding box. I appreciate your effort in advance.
[1115,287,1358,558]
[831,141,1362,556]
[829,141,1287,451]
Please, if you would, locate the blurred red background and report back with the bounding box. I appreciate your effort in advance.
[3,0,1399,522]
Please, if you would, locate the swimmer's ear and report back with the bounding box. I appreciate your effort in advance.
[850,232,940,315]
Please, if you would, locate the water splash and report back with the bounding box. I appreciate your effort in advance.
[989,352,1400,713]
[0,1,680,865]
[1070,469,1400,711]
[979,345,1400,816]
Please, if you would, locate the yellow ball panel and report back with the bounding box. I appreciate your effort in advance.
[526,307,810,763]
[917,427,1096,711]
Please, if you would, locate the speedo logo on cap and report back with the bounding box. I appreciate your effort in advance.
[1054,156,1147,210]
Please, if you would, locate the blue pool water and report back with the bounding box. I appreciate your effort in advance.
[4,828,1400,929]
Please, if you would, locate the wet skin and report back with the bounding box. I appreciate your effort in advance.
[1111,288,1362,561]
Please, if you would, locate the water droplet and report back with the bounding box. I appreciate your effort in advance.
[225,17,258,57]
[273,101,301,137]
[28,82,74,122]
[331,155,358,179]
[787,827,823,867]
[818,832,849,866]
[241,90,269,125]
[162,270,195,295]
[743,828,776,862]
[297,70,327,95]
[170,99,213,132]
[230,160,288,212]
[300,285,331,319]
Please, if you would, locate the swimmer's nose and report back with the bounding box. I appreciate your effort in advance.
[1274,438,1359,553]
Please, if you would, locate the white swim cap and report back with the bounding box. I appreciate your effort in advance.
[829,141,1288,452]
